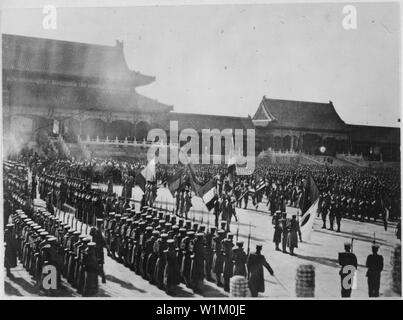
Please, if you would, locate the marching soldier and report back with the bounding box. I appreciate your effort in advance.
[247,244,274,297]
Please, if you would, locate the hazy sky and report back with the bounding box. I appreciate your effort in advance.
[2,3,401,127]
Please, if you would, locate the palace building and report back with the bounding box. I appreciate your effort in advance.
[2,34,400,163]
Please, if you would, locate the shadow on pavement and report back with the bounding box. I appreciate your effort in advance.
[96,287,113,297]
[314,229,394,248]
[8,275,39,295]
[199,282,228,297]
[4,280,24,296]
[296,254,366,269]
[105,274,147,293]
[168,285,195,297]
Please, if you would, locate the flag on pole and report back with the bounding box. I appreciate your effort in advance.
[136,158,156,192]
[167,167,186,197]
[227,148,237,186]
[142,157,156,181]
[187,161,203,195]
[256,179,266,193]
[197,178,217,211]
[135,171,146,192]
[301,174,320,214]
[298,175,320,241]
[299,199,319,241]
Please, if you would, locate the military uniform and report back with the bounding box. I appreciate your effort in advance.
[338,243,357,298]
[365,245,383,297]
[247,245,274,297]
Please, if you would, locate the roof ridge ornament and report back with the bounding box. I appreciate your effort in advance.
[115,40,124,50]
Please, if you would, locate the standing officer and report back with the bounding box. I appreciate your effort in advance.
[321,192,329,229]
[365,244,384,297]
[272,211,282,251]
[90,219,107,283]
[338,242,357,298]
[204,227,216,281]
[231,240,247,277]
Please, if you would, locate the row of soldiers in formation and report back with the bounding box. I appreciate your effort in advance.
[5,207,102,296]
[318,191,388,231]
[4,201,275,297]
[4,162,276,297]
[102,204,274,296]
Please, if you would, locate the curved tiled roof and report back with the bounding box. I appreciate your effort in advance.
[6,81,172,113]
[349,124,400,144]
[2,34,154,87]
[254,97,348,132]
[169,112,254,132]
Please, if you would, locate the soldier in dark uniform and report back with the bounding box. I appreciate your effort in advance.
[272,210,282,251]
[82,242,100,296]
[154,233,169,289]
[4,224,18,276]
[180,231,195,288]
[328,201,336,231]
[365,244,384,297]
[90,219,107,283]
[338,242,357,298]
[164,239,181,294]
[321,192,329,229]
[190,233,206,292]
[335,202,343,233]
[212,195,221,228]
[222,233,234,292]
[287,215,299,256]
[212,229,225,287]
[145,230,159,282]
[231,240,247,277]
[280,213,288,254]
[247,244,274,297]
[204,226,216,282]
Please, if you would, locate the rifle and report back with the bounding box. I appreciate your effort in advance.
[247,221,251,255]
[373,232,376,244]
[351,237,354,253]
[207,209,210,231]
[85,212,89,235]
[236,220,239,242]
[201,206,204,225]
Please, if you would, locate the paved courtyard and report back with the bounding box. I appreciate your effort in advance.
[4,185,401,299]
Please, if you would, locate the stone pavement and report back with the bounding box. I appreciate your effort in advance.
[4,185,401,298]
